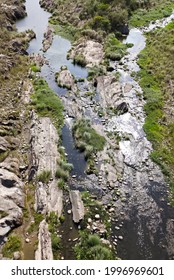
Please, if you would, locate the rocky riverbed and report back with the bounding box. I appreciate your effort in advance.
[1,0,174,260]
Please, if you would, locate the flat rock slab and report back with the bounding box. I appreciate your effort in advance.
[70,190,84,223]
[35,220,53,260]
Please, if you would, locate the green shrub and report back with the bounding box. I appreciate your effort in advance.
[0,210,8,219]
[74,231,114,260]
[72,118,106,159]
[55,168,69,181]
[31,64,40,72]
[105,33,127,61]
[57,179,65,189]
[37,170,51,183]
[59,215,65,223]
[73,54,87,67]
[2,235,21,258]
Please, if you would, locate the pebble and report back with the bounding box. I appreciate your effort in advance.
[87,218,92,224]
[73,238,78,242]
[109,208,115,213]
[95,214,100,219]
[25,238,30,243]
[118,236,123,240]
[115,226,120,230]
[67,210,72,214]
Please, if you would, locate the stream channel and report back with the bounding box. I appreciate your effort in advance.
[16,0,174,259]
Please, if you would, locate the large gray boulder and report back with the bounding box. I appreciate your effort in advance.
[70,190,84,223]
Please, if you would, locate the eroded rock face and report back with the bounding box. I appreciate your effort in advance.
[70,190,84,223]
[0,168,23,241]
[97,75,122,109]
[30,114,59,175]
[1,3,26,23]
[30,106,63,259]
[35,180,63,217]
[35,220,53,260]
[30,115,63,216]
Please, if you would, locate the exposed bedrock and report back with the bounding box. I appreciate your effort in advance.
[0,168,23,241]
[35,220,53,260]
[70,190,85,223]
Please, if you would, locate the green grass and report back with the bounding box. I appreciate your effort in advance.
[56,159,73,187]
[72,118,106,157]
[31,78,64,131]
[72,118,106,174]
[46,212,62,259]
[130,1,174,27]
[31,64,40,72]
[28,213,44,234]
[138,20,174,205]
[37,170,52,183]
[73,54,87,67]
[0,210,8,219]
[74,231,114,260]
[2,235,21,258]
[55,168,69,181]
[105,33,127,61]
[87,65,105,80]
[0,151,9,163]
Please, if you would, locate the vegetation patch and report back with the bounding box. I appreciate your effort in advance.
[87,65,106,80]
[31,78,64,131]
[46,212,62,259]
[37,170,52,183]
[2,235,21,258]
[74,232,114,260]
[104,33,127,61]
[28,213,44,234]
[138,21,174,205]
[0,210,8,219]
[0,151,9,163]
[72,119,106,174]
[74,191,114,260]
[30,64,41,73]
[130,0,174,27]
[73,54,87,67]
[56,158,73,189]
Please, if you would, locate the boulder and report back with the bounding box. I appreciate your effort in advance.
[56,68,76,91]
[70,190,84,223]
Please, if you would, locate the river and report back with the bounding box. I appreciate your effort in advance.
[16,0,174,260]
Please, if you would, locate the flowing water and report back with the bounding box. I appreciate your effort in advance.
[16,0,174,259]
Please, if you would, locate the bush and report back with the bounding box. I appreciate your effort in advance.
[37,170,51,183]
[73,54,87,67]
[57,179,65,189]
[105,33,127,61]
[72,118,106,159]
[74,232,114,260]
[2,235,21,258]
